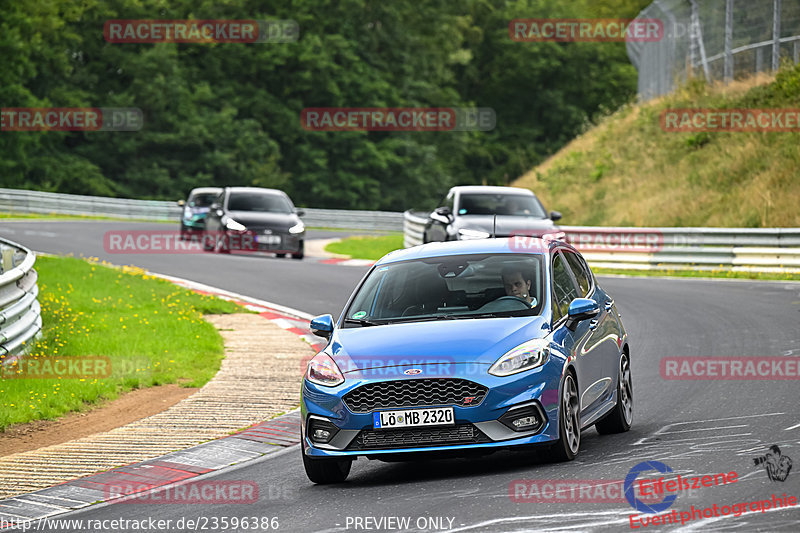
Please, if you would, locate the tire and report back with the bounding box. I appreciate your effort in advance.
[292,241,304,260]
[550,372,580,462]
[302,449,352,484]
[275,253,287,258]
[596,353,633,435]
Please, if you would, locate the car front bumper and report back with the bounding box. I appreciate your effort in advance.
[301,360,565,459]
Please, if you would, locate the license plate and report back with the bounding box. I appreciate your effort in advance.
[255,235,280,244]
[372,407,454,429]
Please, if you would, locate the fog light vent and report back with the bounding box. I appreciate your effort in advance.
[307,417,340,444]
[499,403,546,433]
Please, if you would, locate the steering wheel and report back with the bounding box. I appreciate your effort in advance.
[477,295,531,313]
[494,295,532,308]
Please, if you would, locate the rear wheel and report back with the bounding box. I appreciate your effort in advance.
[302,449,352,484]
[550,373,580,462]
[275,253,287,258]
[595,353,633,434]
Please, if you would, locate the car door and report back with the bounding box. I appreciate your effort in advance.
[550,249,606,420]
[424,191,454,242]
[204,190,226,234]
[561,249,621,416]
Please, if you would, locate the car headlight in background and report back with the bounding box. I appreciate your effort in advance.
[225,218,247,232]
[306,353,345,387]
[489,339,550,376]
[289,222,305,234]
[458,228,491,240]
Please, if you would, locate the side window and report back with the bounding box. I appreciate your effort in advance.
[551,252,579,320]
[564,251,591,297]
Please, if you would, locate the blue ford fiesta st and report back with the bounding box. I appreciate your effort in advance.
[301,238,632,483]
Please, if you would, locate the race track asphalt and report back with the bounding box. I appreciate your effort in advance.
[2,219,799,532]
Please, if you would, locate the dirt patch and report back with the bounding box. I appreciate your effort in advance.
[0,384,197,457]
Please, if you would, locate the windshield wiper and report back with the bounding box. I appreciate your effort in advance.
[343,318,385,327]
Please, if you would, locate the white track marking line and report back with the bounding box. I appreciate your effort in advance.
[784,422,800,431]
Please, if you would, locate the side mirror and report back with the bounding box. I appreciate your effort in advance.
[310,314,334,339]
[565,298,600,331]
[430,206,452,224]
[177,199,186,207]
[550,211,562,221]
[295,208,305,217]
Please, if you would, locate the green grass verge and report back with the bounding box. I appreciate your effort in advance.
[324,234,404,260]
[0,212,174,223]
[0,256,243,431]
[593,267,800,281]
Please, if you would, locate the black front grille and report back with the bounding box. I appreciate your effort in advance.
[343,378,488,413]
[347,424,490,450]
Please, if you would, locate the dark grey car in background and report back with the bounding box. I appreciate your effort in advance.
[203,187,306,259]
[423,185,563,243]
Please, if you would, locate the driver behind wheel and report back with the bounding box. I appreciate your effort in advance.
[501,267,536,306]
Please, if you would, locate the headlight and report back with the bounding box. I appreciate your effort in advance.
[488,340,549,377]
[225,218,247,232]
[458,228,491,240]
[289,222,305,234]
[306,353,344,387]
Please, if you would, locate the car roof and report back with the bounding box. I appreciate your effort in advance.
[225,186,286,195]
[375,238,567,265]
[449,186,535,196]
[188,187,222,196]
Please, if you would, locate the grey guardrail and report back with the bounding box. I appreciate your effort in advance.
[0,188,403,231]
[0,238,41,361]
[403,210,800,274]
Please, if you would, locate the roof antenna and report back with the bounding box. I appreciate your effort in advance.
[492,214,497,239]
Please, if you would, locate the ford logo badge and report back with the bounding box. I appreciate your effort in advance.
[404,369,422,375]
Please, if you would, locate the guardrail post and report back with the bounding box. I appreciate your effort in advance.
[1,247,12,273]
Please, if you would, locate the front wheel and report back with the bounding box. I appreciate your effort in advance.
[302,449,352,484]
[595,353,633,434]
[550,373,580,462]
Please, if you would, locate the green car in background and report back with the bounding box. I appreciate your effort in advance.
[177,187,222,240]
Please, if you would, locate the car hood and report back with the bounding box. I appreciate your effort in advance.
[453,215,557,235]
[330,316,550,373]
[227,211,299,229]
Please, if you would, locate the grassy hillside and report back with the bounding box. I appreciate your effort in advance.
[513,64,800,227]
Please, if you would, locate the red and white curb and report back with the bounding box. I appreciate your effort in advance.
[152,272,328,353]
[319,257,375,267]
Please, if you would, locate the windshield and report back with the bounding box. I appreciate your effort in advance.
[344,254,545,325]
[457,194,547,217]
[188,193,218,208]
[227,192,293,213]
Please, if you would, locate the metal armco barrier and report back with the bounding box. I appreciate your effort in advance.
[404,211,800,274]
[0,238,41,361]
[0,188,403,232]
